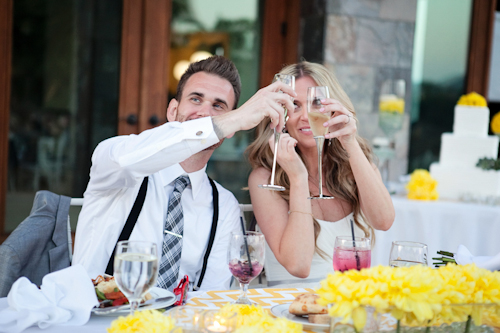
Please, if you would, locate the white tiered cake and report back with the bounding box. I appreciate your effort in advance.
[430,105,500,200]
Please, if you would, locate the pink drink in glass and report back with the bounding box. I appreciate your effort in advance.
[333,248,371,272]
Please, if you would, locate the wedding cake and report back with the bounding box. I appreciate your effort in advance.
[430,93,500,200]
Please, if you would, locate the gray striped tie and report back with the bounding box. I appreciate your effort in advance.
[157,175,190,290]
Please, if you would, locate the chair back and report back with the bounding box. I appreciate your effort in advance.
[0,191,72,297]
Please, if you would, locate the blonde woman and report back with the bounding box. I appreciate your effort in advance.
[247,62,394,280]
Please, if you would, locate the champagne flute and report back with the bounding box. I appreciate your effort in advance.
[389,241,428,267]
[259,74,295,191]
[114,241,158,315]
[333,236,371,272]
[227,231,265,304]
[307,86,334,199]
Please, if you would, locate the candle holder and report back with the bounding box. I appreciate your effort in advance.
[169,306,204,332]
[201,309,237,333]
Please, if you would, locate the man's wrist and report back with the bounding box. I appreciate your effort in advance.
[211,117,225,140]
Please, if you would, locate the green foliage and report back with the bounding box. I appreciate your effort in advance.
[476,157,500,171]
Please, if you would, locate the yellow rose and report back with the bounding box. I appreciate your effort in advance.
[491,112,500,134]
[406,169,439,201]
[457,92,487,107]
[379,94,405,114]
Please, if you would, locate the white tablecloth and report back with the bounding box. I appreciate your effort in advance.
[0,297,113,332]
[372,196,500,267]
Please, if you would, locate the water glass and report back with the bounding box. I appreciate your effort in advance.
[389,241,428,267]
[333,236,371,272]
[113,240,158,315]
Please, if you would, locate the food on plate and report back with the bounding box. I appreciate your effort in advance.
[92,275,152,308]
[308,314,331,324]
[288,293,328,316]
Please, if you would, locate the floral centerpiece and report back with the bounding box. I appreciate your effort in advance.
[107,304,302,333]
[316,264,500,333]
[406,169,439,201]
[216,304,303,333]
[378,94,405,139]
[107,310,176,333]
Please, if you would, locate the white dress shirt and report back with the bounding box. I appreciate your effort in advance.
[72,117,241,293]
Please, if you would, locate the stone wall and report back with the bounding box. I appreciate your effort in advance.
[303,0,418,181]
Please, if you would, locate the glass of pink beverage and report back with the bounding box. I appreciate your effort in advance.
[333,236,371,272]
[227,231,265,304]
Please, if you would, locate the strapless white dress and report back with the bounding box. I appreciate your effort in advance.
[263,212,367,286]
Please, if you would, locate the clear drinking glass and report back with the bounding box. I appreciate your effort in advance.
[227,231,265,304]
[259,74,295,191]
[333,236,371,272]
[307,86,334,200]
[113,241,158,315]
[389,241,428,267]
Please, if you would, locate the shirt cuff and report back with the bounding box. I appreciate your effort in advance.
[183,117,220,151]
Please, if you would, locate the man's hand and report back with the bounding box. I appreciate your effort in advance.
[212,81,296,139]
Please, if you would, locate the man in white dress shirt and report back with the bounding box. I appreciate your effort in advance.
[72,56,295,294]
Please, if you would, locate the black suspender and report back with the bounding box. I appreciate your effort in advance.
[105,175,219,290]
[195,177,219,290]
[105,176,149,275]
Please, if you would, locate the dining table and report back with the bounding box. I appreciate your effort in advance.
[371,195,500,267]
[0,282,329,333]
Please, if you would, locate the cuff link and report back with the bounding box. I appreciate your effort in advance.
[196,130,203,136]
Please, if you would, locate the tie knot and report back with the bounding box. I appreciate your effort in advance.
[173,175,190,193]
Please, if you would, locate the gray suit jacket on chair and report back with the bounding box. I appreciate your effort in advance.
[0,191,72,297]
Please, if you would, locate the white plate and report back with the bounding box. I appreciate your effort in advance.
[92,287,176,316]
[270,303,330,331]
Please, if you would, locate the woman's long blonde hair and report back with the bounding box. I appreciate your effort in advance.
[246,61,375,255]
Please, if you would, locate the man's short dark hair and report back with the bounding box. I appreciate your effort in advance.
[176,55,241,109]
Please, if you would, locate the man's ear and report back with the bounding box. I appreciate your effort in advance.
[166,99,179,122]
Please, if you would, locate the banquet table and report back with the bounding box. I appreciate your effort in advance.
[0,285,321,333]
[371,196,500,267]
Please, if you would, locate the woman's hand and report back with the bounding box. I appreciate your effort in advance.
[269,133,307,181]
[321,98,357,148]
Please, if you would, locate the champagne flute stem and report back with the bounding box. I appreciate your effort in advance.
[315,136,325,197]
[269,129,280,185]
[129,299,140,316]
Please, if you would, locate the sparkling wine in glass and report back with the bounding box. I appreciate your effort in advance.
[389,241,428,267]
[307,86,334,200]
[259,74,295,191]
[333,236,371,272]
[227,231,265,304]
[114,241,158,315]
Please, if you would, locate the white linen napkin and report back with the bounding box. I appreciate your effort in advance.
[454,244,500,271]
[0,264,98,333]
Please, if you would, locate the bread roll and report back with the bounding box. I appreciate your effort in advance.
[308,314,331,324]
[288,293,328,315]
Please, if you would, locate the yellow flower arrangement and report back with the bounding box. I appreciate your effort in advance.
[316,264,500,332]
[107,310,175,333]
[457,92,487,107]
[406,169,439,201]
[217,304,303,333]
[379,94,405,114]
[491,112,500,134]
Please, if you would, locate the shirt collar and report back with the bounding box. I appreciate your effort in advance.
[159,164,208,200]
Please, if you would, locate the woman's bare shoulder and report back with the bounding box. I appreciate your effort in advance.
[249,167,271,184]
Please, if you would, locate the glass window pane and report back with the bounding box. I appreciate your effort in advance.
[169,0,261,204]
[409,0,472,171]
[7,0,122,232]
